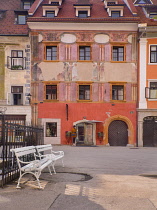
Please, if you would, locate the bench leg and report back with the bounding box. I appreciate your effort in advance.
[34,171,43,189]
[48,165,52,175]
[16,172,25,189]
[51,162,56,174]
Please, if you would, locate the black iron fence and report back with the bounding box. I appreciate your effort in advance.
[0,115,44,187]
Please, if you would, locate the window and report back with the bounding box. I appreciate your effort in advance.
[23,2,32,10]
[79,85,90,100]
[149,13,157,19]
[17,15,26,24]
[150,82,157,99]
[46,46,57,60]
[46,122,57,137]
[46,85,57,100]
[10,50,24,70]
[150,45,157,63]
[11,86,23,105]
[79,46,91,60]
[146,82,157,99]
[112,46,124,61]
[78,11,88,18]
[112,85,124,100]
[46,11,55,17]
[111,11,120,17]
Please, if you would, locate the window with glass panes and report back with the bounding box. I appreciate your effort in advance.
[112,46,124,61]
[23,2,32,10]
[112,85,124,100]
[46,85,57,100]
[79,85,90,100]
[11,50,23,69]
[46,46,57,60]
[111,11,120,17]
[46,122,57,137]
[150,45,157,63]
[78,11,88,18]
[46,11,55,17]
[79,46,90,60]
[150,82,157,98]
[17,15,26,24]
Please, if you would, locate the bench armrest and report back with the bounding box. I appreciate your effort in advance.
[51,151,64,156]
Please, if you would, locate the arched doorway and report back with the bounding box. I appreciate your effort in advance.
[108,120,128,146]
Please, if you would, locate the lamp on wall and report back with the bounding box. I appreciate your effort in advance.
[27,93,32,104]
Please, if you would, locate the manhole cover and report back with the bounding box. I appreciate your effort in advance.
[40,172,92,183]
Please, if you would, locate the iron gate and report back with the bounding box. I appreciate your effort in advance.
[0,115,44,187]
[108,120,128,146]
[143,116,157,147]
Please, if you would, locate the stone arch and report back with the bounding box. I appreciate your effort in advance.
[103,115,134,146]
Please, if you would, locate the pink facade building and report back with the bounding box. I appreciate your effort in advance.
[27,0,139,146]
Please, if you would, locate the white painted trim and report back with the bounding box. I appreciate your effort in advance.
[139,38,147,109]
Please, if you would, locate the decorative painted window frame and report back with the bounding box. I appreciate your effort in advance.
[43,81,59,102]
[111,44,126,62]
[78,43,92,62]
[44,43,59,62]
[77,82,93,102]
[109,82,126,102]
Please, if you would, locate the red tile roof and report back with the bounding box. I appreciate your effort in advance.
[28,0,136,20]
[0,0,29,35]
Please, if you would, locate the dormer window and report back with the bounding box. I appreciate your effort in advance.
[46,11,55,17]
[111,11,120,17]
[42,5,59,17]
[17,15,26,24]
[49,0,63,5]
[78,11,88,18]
[0,10,6,19]
[73,1,92,18]
[14,11,28,25]
[23,2,32,10]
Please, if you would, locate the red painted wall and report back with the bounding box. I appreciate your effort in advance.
[38,102,137,145]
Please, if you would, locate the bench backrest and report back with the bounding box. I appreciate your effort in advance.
[11,146,36,158]
[36,144,52,154]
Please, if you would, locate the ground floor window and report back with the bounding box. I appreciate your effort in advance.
[46,122,57,137]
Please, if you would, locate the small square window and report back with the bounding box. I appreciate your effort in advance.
[17,15,26,24]
[112,46,124,61]
[46,46,57,60]
[111,11,120,17]
[23,2,31,10]
[79,85,90,100]
[112,85,124,100]
[46,122,57,137]
[79,46,91,60]
[78,11,88,18]
[46,11,55,17]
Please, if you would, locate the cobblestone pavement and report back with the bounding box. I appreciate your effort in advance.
[0,146,157,210]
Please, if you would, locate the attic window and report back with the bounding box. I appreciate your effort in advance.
[78,11,88,18]
[46,11,55,17]
[111,11,120,17]
[23,2,32,10]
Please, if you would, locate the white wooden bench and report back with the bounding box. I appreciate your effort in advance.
[35,144,64,174]
[10,146,54,189]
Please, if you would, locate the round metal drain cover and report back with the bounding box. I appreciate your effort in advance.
[40,172,92,183]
